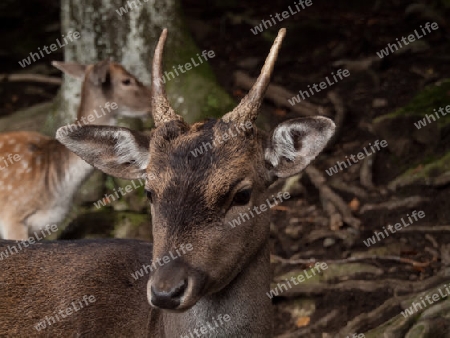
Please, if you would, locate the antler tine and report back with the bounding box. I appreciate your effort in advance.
[222,28,286,124]
[151,29,184,127]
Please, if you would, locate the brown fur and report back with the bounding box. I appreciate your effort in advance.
[0,61,152,240]
[0,132,73,236]
[0,29,334,337]
[0,239,154,337]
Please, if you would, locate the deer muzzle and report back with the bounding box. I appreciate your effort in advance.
[147,259,206,311]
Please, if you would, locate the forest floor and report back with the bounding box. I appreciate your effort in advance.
[184,1,450,336]
[1,0,450,337]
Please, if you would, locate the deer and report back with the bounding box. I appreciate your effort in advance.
[0,60,152,240]
[0,28,335,337]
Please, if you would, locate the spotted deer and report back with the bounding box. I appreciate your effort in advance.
[0,60,152,240]
[0,28,334,337]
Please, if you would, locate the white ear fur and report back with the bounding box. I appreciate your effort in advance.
[265,116,335,178]
[56,125,152,180]
[113,131,150,171]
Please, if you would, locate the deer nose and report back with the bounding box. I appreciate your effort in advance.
[147,261,189,310]
[150,279,187,309]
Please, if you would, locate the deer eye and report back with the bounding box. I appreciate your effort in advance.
[232,189,252,206]
[122,78,132,86]
[145,189,153,203]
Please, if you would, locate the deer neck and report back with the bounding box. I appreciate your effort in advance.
[53,90,111,201]
[157,240,272,337]
[50,144,95,204]
[76,86,116,126]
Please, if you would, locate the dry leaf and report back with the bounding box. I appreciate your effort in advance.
[349,198,360,211]
[274,108,287,116]
[295,316,310,328]
[232,89,244,98]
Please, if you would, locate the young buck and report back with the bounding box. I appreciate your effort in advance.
[0,28,335,337]
[0,60,151,240]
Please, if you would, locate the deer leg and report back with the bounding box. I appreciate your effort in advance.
[1,219,28,240]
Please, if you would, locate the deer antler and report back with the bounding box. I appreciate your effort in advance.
[151,29,184,127]
[222,28,286,124]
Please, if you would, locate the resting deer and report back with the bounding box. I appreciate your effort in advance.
[0,60,152,240]
[0,28,334,337]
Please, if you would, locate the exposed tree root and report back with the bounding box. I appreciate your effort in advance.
[233,70,330,117]
[0,73,62,85]
[272,253,436,269]
[305,165,361,230]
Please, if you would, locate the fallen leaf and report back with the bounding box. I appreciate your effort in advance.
[274,108,287,116]
[413,266,425,272]
[349,198,360,211]
[233,89,244,98]
[295,316,310,328]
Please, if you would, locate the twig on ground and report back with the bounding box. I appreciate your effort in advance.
[360,153,376,190]
[425,247,439,261]
[0,74,62,85]
[323,199,343,231]
[337,294,412,337]
[305,165,361,229]
[329,179,369,199]
[388,172,450,190]
[400,225,450,232]
[271,253,434,268]
[272,274,447,297]
[360,196,430,213]
[303,229,348,243]
[332,56,380,72]
[425,234,439,248]
[326,91,346,148]
[338,278,449,336]
[233,70,331,117]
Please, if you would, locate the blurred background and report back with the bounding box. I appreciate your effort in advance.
[1,0,450,336]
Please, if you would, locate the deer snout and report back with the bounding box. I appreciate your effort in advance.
[150,278,187,310]
[147,260,205,311]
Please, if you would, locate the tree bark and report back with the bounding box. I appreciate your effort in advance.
[52,0,234,129]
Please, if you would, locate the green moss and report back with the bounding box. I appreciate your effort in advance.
[164,56,235,123]
[166,66,235,122]
[374,79,450,128]
[274,263,381,286]
[162,3,236,123]
[104,176,116,191]
[404,324,427,337]
[364,314,414,338]
[275,268,324,285]
[112,211,151,240]
[400,150,450,179]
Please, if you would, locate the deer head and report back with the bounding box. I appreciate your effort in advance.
[56,28,335,312]
[53,60,152,125]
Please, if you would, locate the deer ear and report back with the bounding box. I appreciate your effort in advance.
[51,61,87,79]
[88,60,111,85]
[56,125,152,180]
[264,117,335,178]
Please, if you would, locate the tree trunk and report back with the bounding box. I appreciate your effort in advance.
[52,0,234,129]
